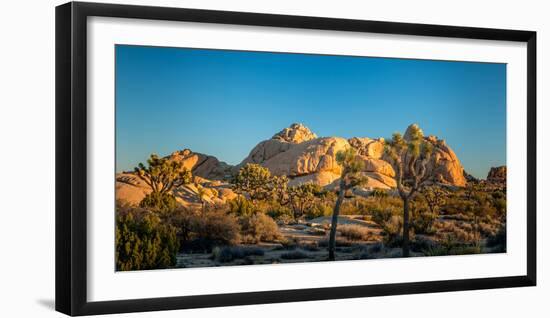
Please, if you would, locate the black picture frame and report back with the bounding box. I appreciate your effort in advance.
[55,1,537,316]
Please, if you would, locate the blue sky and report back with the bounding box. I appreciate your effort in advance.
[115,45,506,179]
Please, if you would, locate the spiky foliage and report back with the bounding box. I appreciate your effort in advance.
[134,154,192,194]
[288,183,323,219]
[422,186,447,215]
[328,148,368,260]
[233,163,273,203]
[384,124,435,257]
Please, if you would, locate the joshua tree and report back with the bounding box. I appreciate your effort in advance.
[422,186,447,215]
[134,154,192,212]
[233,163,273,203]
[384,124,435,257]
[288,183,322,219]
[134,154,192,195]
[328,148,367,261]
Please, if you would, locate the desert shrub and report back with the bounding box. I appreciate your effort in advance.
[371,189,389,198]
[163,207,196,244]
[337,224,372,241]
[382,215,406,247]
[280,249,309,260]
[339,200,363,215]
[411,207,437,235]
[139,192,178,213]
[493,198,507,219]
[266,204,294,223]
[228,196,256,217]
[211,246,265,263]
[441,197,476,215]
[371,208,393,227]
[115,209,179,271]
[184,209,241,252]
[305,203,333,219]
[239,213,281,243]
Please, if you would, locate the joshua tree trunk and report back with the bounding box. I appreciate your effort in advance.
[402,197,410,257]
[328,181,346,261]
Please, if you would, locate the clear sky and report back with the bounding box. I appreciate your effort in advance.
[115,45,506,179]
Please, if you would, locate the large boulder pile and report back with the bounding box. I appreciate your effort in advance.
[240,123,466,189]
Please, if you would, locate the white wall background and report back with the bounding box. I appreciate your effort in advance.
[0,0,547,317]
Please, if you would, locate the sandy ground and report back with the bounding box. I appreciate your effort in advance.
[175,215,392,268]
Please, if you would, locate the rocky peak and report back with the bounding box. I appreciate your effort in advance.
[272,123,317,143]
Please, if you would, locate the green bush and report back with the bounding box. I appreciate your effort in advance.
[228,196,255,217]
[139,191,178,213]
[185,209,241,252]
[116,209,179,271]
[266,204,294,222]
[305,203,333,219]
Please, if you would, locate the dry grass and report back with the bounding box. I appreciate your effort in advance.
[337,224,373,241]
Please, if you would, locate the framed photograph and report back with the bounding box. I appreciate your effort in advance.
[55,1,536,316]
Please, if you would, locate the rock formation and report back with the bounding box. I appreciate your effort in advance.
[116,172,237,207]
[116,123,469,206]
[167,149,233,181]
[487,166,506,183]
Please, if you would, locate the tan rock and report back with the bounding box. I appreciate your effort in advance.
[241,136,349,177]
[167,149,233,181]
[348,137,385,159]
[272,123,317,143]
[360,156,395,177]
[288,171,341,187]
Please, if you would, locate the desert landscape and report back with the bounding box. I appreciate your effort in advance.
[115,123,507,271]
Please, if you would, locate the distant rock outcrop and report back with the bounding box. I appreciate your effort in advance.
[167,149,233,181]
[487,166,506,183]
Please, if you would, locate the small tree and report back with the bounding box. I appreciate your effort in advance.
[233,163,273,203]
[288,183,322,220]
[384,125,434,257]
[328,148,367,261]
[422,186,447,215]
[134,154,192,211]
